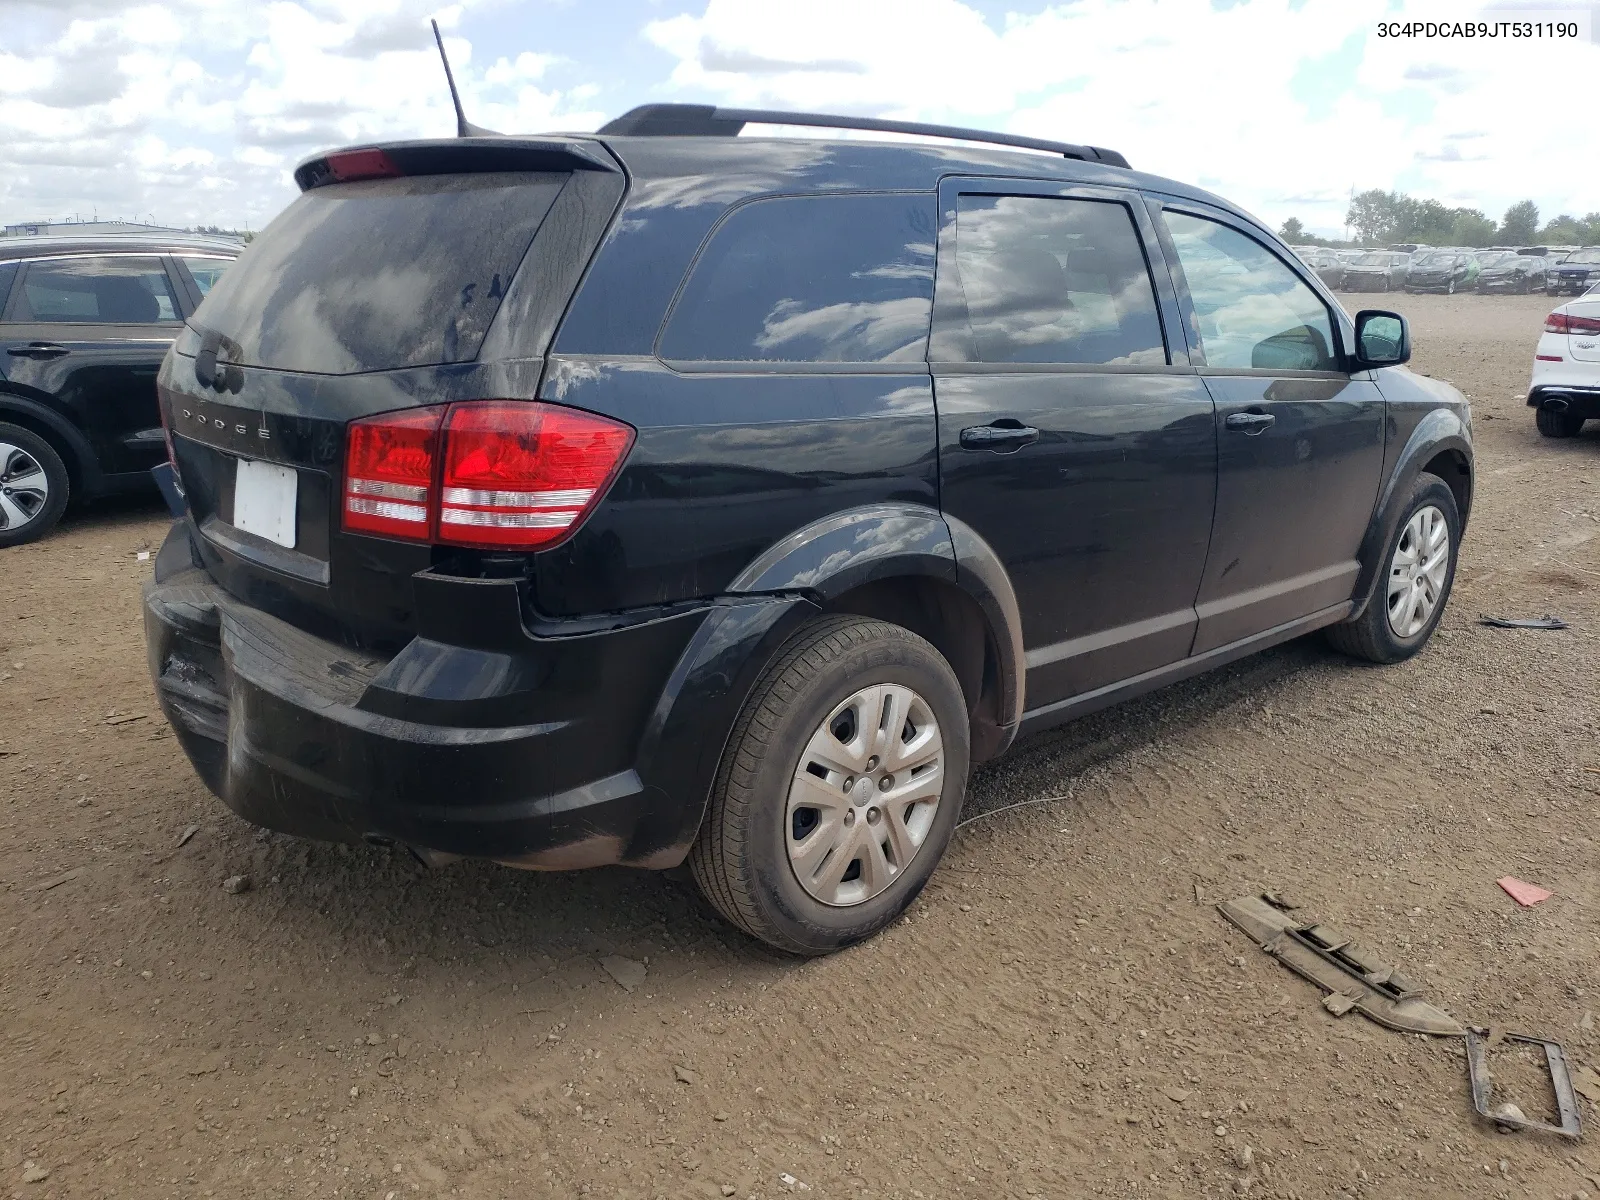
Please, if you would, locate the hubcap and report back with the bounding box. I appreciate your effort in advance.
[1386,504,1450,639]
[785,683,944,907]
[0,442,50,530]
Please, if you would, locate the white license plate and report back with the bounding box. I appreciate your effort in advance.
[233,459,298,549]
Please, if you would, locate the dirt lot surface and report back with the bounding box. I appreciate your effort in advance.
[5,292,1600,1200]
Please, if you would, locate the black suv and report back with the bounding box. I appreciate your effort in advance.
[0,234,239,545]
[144,106,1473,954]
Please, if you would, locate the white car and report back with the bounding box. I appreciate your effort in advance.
[1529,283,1600,437]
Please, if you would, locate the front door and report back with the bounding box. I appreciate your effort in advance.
[1156,206,1385,653]
[931,180,1217,712]
[0,255,186,477]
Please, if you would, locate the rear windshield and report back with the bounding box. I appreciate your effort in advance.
[190,172,567,373]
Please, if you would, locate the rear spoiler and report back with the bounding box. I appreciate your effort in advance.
[293,138,618,191]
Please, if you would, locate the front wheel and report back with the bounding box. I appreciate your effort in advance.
[689,615,970,955]
[1325,473,1459,664]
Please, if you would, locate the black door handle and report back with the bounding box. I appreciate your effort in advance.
[960,422,1040,452]
[7,342,69,360]
[1224,411,1275,435]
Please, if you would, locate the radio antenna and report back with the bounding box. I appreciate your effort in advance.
[431,18,499,137]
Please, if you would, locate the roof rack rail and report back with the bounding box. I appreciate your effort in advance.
[597,104,1130,169]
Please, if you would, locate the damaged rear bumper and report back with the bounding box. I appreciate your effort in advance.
[143,521,810,870]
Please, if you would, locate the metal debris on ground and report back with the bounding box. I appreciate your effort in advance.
[1217,893,1464,1035]
[1466,1028,1582,1140]
[1219,893,1583,1140]
[1478,614,1568,630]
[1497,876,1554,907]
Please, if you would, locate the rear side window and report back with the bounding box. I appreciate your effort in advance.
[1164,212,1337,372]
[660,193,936,363]
[947,195,1166,366]
[14,257,180,323]
[190,172,567,374]
[180,256,232,297]
[0,263,16,319]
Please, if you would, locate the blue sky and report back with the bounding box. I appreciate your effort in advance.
[1,0,1596,238]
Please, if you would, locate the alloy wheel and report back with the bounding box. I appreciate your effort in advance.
[785,683,944,907]
[1386,505,1450,639]
[0,441,50,531]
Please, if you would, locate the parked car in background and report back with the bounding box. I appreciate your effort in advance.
[1548,247,1600,296]
[0,233,240,545]
[1295,247,1346,290]
[142,104,1472,954]
[1476,254,1546,293]
[1341,250,1409,292]
[1527,289,1600,436]
[1388,243,1420,254]
[1406,250,1476,294]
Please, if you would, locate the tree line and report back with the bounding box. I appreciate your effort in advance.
[1279,193,1600,249]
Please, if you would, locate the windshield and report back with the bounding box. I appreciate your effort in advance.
[1354,253,1390,266]
[1414,252,1454,267]
[1477,252,1516,267]
[1569,249,1600,264]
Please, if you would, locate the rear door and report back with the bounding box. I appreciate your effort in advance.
[931,179,1216,710]
[1155,203,1384,652]
[0,254,185,477]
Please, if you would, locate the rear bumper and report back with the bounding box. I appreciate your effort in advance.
[143,521,809,870]
[1529,383,1600,420]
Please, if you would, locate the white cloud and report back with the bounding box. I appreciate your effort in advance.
[644,0,1600,238]
[0,0,604,230]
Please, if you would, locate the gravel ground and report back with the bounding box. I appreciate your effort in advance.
[4,292,1600,1200]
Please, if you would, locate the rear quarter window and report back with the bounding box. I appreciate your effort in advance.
[659,193,937,363]
[190,172,567,374]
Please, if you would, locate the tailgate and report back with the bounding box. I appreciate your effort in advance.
[160,139,625,647]
[1567,298,1600,362]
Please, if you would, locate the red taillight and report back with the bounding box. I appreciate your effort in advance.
[1544,311,1600,334]
[439,402,634,549]
[342,406,444,540]
[340,402,634,550]
[325,148,402,182]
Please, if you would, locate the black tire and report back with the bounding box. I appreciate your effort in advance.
[0,422,70,548]
[689,615,970,956]
[1325,472,1460,665]
[1536,406,1585,438]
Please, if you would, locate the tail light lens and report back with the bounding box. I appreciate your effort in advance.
[1546,311,1600,335]
[343,406,445,539]
[341,401,634,550]
[439,402,634,549]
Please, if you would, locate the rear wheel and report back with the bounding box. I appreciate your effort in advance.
[0,423,69,548]
[1536,406,1585,438]
[1326,473,1459,664]
[689,615,969,955]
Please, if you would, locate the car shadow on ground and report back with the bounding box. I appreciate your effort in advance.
[187,635,1341,1004]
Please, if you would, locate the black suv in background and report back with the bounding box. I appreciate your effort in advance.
[144,107,1473,954]
[0,233,239,545]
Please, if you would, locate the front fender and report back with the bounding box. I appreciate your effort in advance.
[1352,405,1473,618]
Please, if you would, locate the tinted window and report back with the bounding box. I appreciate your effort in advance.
[660,193,935,363]
[1165,213,1338,372]
[15,257,179,323]
[0,262,17,319]
[180,256,233,297]
[948,195,1165,366]
[190,172,567,373]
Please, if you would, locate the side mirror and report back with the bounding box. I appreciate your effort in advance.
[1353,309,1410,368]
